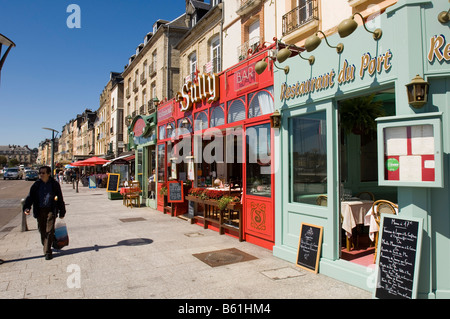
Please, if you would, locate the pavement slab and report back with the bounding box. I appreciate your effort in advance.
[0,182,371,301]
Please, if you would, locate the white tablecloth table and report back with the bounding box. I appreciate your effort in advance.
[341,200,374,238]
[364,206,399,241]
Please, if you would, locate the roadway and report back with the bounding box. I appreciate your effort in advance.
[0,179,31,229]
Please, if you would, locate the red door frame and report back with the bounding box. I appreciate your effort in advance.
[243,117,275,250]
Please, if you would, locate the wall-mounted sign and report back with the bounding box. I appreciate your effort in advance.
[176,73,220,112]
[427,34,450,63]
[279,50,392,101]
[158,102,173,122]
[377,113,443,188]
[132,118,146,137]
[234,63,257,92]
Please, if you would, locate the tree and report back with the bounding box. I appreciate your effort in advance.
[0,155,6,167]
[8,158,19,167]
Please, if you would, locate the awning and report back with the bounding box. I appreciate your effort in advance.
[103,154,135,166]
[71,156,110,167]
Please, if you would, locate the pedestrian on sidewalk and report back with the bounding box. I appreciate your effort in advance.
[23,166,66,260]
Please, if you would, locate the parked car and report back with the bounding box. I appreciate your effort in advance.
[25,170,39,181]
[3,167,23,180]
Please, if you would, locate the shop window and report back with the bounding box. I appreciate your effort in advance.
[246,123,272,197]
[157,144,165,182]
[158,125,165,140]
[210,104,225,127]
[177,116,193,135]
[248,86,274,118]
[167,121,176,139]
[194,111,208,131]
[290,111,327,205]
[227,96,246,123]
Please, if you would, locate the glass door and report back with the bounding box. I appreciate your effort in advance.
[244,122,274,243]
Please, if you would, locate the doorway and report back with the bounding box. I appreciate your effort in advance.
[337,89,397,266]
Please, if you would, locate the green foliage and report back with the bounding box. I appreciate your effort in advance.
[339,94,385,135]
[217,196,233,210]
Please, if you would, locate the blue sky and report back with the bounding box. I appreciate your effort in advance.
[0,0,188,149]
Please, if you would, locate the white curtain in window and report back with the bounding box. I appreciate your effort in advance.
[249,87,274,118]
[210,105,224,127]
[228,98,246,123]
[194,112,208,131]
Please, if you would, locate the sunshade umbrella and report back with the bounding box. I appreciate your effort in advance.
[70,159,92,167]
[81,156,111,165]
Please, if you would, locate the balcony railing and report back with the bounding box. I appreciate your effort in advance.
[282,0,319,36]
[237,0,262,16]
[203,57,221,74]
[148,100,156,113]
[149,63,157,77]
[139,105,145,115]
[140,72,147,85]
[237,36,260,61]
[133,79,138,92]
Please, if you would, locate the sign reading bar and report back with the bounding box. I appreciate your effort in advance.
[106,173,120,193]
[296,223,323,274]
[168,180,184,203]
[374,215,422,299]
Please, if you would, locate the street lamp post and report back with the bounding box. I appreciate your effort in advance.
[0,33,16,85]
[42,127,59,177]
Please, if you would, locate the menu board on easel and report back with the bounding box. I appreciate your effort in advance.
[296,223,323,274]
[107,173,120,192]
[168,180,184,203]
[374,215,423,299]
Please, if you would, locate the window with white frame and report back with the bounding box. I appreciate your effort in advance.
[211,35,221,73]
[189,52,197,79]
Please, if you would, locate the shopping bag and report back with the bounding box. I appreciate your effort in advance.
[54,220,69,249]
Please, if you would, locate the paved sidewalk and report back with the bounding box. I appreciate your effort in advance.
[0,182,371,299]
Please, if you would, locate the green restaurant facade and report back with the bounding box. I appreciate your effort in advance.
[271,0,450,298]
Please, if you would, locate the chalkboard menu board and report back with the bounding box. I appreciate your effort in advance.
[375,215,423,299]
[168,181,184,203]
[107,173,120,193]
[296,223,323,273]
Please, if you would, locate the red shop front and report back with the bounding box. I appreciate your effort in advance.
[157,44,277,250]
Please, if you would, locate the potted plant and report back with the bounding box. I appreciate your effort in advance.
[339,94,385,135]
[218,196,234,210]
[159,182,167,196]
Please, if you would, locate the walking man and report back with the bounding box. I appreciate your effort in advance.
[23,166,66,260]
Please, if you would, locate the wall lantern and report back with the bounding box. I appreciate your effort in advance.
[305,30,344,54]
[438,9,449,24]
[255,55,290,75]
[405,75,429,109]
[277,46,315,65]
[338,12,382,40]
[270,109,281,128]
[256,40,316,75]
[125,115,132,126]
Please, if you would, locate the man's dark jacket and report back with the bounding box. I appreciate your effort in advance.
[23,179,66,218]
